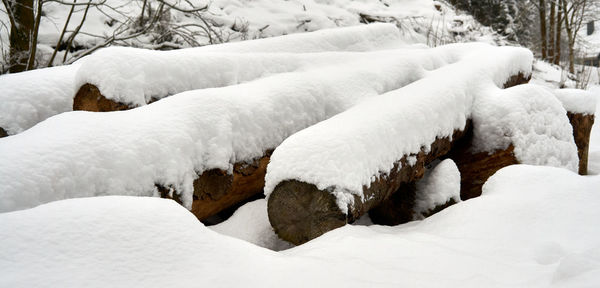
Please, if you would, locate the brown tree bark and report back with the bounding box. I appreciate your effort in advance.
[548,1,556,62]
[3,0,34,73]
[555,8,562,65]
[540,0,548,59]
[567,112,595,175]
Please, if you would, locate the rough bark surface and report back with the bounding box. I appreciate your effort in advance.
[448,141,518,200]
[268,123,471,245]
[159,151,272,221]
[567,112,595,175]
[73,84,134,112]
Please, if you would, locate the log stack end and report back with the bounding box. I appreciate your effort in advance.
[73,84,132,112]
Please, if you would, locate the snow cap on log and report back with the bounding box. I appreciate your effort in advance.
[74,24,405,108]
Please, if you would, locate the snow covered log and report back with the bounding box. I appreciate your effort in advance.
[73,24,405,111]
[265,46,537,245]
[553,89,597,175]
[269,126,469,243]
[1,45,478,214]
[450,86,582,200]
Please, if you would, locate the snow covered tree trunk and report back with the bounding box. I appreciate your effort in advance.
[567,112,595,175]
[267,126,471,245]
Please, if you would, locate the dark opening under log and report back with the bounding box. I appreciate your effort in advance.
[0,127,7,138]
[566,112,595,175]
[160,151,272,221]
[73,84,134,112]
[268,122,471,245]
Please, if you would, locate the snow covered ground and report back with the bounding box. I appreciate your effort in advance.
[1,164,599,287]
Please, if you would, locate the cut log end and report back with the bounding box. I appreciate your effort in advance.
[502,72,531,89]
[158,152,272,221]
[267,180,347,245]
[567,112,595,175]
[73,83,133,112]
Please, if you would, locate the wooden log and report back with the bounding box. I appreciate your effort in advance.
[566,112,595,175]
[73,84,134,112]
[447,128,518,200]
[369,72,531,221]
[267,124,471,245]
[159,151,272,221]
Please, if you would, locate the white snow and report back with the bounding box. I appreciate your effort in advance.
[471,84,579,172]
[413,159,461,219]
[1,165,599,287]
[553,88,598,115]
[75,23,409,106]
[0,44,479,213]
[210,199,292,251]
[0,64,80,135]
[587,85,600,175]
[264,45,537,213]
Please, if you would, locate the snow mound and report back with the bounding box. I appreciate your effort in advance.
[0,44,477,213]
[75,24,405,106]
[210,199,292,251]
[472,84,579,171]
[413,159,461,219]
[2,165,599,287]
[0,64,80,135]
[264,45,534,213]
[553,88,598,115]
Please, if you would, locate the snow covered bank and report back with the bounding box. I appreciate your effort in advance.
[74,23,406,107]
[0,64,80,135]
[0,44,481,213]
[210,199,292,251]
[2,165,599,287]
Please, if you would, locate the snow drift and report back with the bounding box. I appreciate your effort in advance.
[1,165,599,287]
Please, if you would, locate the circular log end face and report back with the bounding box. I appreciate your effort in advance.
[73,84,132,112]
[268,180,347,245]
